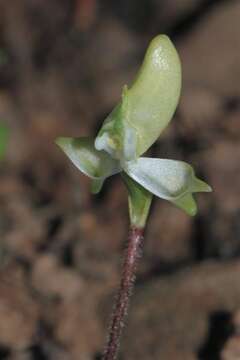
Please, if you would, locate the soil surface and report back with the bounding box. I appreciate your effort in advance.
[0,1,240,359]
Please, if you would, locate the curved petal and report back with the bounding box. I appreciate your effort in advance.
[124,35,181,156]
[124,157,211,216]
[56,137,121,181]
[95,35,181,160]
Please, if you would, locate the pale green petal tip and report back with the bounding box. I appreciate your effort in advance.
[172,174,212,216]
[191,177,212,193]
[173,193,197,217]
[57,137,106,194]
[91,179,104,194]
[56,136,95,178]
[55,136,69,148]
[55,136,73,158]
[55,137,76,153]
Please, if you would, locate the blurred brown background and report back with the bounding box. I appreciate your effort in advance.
[0,0,240,359]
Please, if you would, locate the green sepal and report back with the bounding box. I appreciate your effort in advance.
[122,173,152,228]
[56,136,121,184]
[172,193,197,216]
[91,179,104,194]
[123,157,211,216]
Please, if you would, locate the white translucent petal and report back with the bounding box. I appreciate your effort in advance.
[124,157,211,201]
[56,137,121,180]
[123,126,137,161]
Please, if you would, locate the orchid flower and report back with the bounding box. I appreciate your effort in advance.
[56,35,211,227]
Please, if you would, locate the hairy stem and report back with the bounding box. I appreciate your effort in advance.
[102,226,144,360]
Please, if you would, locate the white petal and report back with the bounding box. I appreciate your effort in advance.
[56,136,121,180]
[124,157,211,215]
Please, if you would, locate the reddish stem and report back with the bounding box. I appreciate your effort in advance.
[102,226,144,360]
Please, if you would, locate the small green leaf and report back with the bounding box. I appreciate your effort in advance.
[0,123,9,159]
[56,136,121,182]
[124,157,211,216]
[122,173,152,228]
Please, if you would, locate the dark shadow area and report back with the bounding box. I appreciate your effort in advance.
[29,344,48,360]
[137,259,193,285]
[91,175,121,206]
[47,214,63,238]
[101,0,155,32]
[223,96,240,113]
[167,0,233,39]
[61,242,74,267]
[198,311,233,360]
[0,345,10,359]
[94,352,102,360]
[103,0,232,38]
[191,214,209,262]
